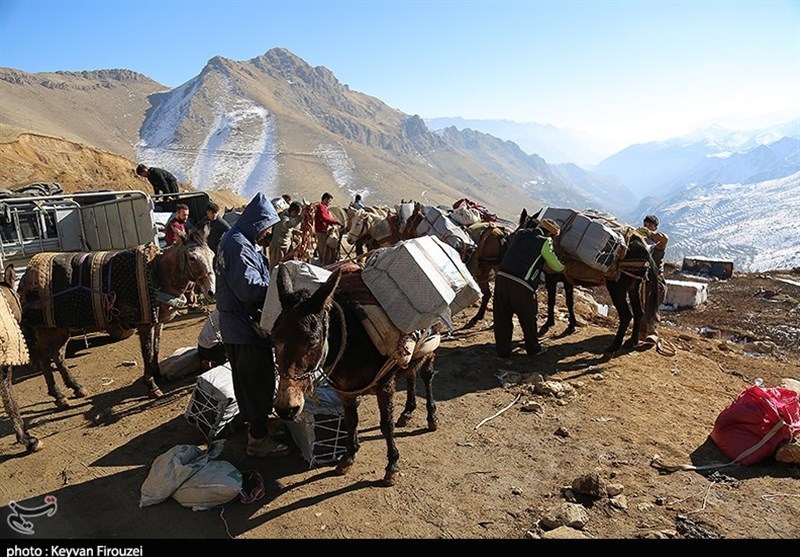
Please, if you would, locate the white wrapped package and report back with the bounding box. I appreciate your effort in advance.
[362,236,479,333]
[260,260,332,333]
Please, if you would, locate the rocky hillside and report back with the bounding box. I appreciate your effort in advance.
[0,68,163,158]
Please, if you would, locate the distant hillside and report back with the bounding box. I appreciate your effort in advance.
[0,68,163,158]
[648,172,800,272]
[424,117,607,166]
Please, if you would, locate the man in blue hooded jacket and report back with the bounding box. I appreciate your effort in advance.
[216,192,289,457]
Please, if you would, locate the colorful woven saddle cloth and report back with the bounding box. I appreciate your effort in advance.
[20,244,158,330]
[337,271,440,368]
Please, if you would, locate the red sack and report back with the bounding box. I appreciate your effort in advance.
[710,386,800,465]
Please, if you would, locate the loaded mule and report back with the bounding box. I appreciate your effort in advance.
[270,265,441,486]
[18,225,215,406]
[519,208,663,356]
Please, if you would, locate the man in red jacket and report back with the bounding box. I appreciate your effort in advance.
[165,204,190,246]
[314,192,341,265]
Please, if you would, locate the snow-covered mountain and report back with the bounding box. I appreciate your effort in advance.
[595,121,800,199]
[649,172,800,272]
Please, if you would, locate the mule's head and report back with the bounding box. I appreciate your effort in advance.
[517,208,542,230]
[270,265,341,420]
[177,223,216,302]
[346,209,370,244]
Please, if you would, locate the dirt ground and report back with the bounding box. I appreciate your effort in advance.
[1,268,799,541]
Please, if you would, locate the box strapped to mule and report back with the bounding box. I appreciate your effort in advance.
[261,259,445,397]
[20,243,159,330]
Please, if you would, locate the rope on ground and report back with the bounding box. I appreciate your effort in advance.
[656,337,678,356]
[219,506,234,539]
[475,393,521,430]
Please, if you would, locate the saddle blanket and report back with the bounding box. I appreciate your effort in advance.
[0,294,29,366]
[20,244,158,330]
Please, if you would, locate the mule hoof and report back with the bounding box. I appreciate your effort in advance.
[74,387,88,398]
[334,462,352,476]
[382,471,399,486]
[55,397,70,409]
[395,414,411,428]
[427,418,439,432]
[26,438,42,453]
[149,388,163,398]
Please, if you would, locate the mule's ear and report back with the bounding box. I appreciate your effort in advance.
[171,225,188,242]
[197,222,211,244]
[308,268,341,313]
[276,264,294,306]
[531,208,542,221]
[4,264,15,285]
[519,208,528,227]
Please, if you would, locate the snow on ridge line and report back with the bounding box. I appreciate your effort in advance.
[663,171,800,272]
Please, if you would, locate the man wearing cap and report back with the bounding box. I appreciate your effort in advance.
[493,218,565,359]
[637,214,669,275]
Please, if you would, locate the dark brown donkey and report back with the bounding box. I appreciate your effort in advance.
[1,264,41,453]
[18,225,215,406]
[270,266,440,486]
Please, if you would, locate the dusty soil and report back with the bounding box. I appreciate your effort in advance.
[1,269,799,541]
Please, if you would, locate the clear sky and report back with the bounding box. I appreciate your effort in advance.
[1,0,798,150]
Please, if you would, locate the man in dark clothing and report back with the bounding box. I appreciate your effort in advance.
[493,219,565,358]
[197,202,231,254]
[136,163,179,195]
[216,192,289,458]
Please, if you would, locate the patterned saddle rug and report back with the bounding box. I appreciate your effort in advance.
[0,294,29,367]
[20,244,159,330]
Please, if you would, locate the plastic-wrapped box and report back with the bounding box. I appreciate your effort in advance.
[185,364,239,442]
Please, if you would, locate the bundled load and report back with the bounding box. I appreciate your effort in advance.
[452,198,497,223]
[184,364,239,442]
[542,207,627,273]
[415,206,476,260]
[362,235,481,333]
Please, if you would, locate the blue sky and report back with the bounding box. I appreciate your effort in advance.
[1,0,798,149]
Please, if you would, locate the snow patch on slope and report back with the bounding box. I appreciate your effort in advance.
[662,172,800,272]
[135,72,278,199]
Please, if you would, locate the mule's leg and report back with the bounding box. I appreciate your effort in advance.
[137,325,162,397]
[395,366,417,428]
[624,283,644,350]
[606,281,632,354]
[335,396,361,476]
[36,330,70,409]
[466,271,491,328]
[376,376,400,486]
[539,273,558,335]
[1,366,41,452]
[563,280,577,334]
[55,341,87,398]
[420,354,438,431]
